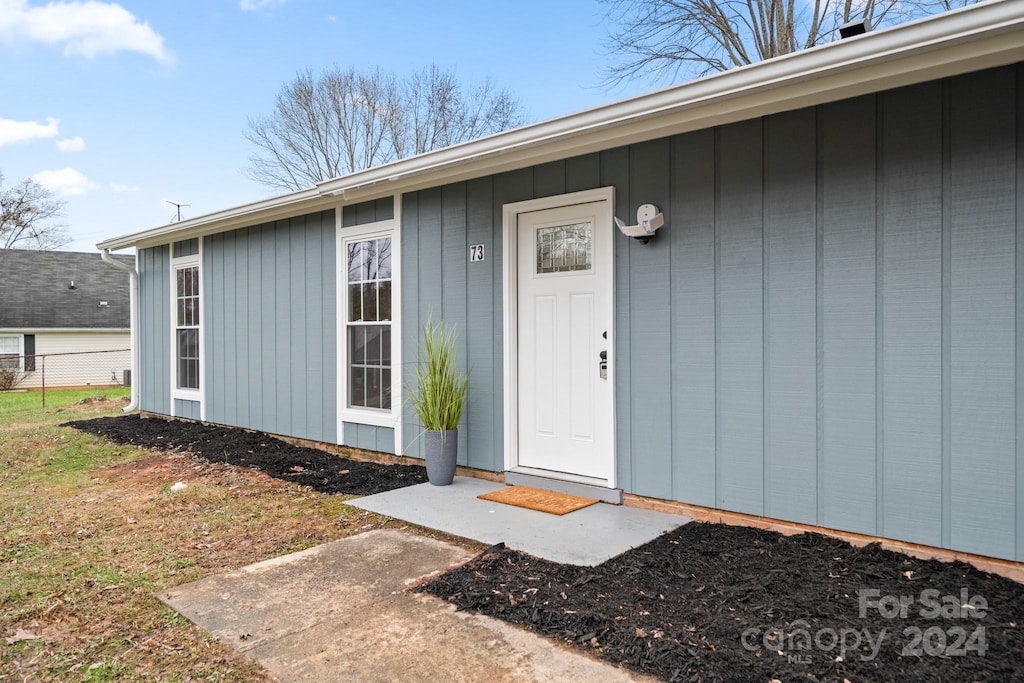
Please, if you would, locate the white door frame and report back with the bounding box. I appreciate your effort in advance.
[501,186,616,487]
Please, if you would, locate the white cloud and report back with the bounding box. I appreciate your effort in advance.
[56,135,85,151]
[31,167,99,195]
[0,0,174,64]
[110,181,138,193]
[0,116,59,146]
[239,0,285,11]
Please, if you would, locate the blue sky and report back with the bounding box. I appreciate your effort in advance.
[0,0,653,253]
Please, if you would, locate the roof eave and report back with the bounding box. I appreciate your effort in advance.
[97,187,325,251]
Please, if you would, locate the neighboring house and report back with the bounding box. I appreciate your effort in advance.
[0,249,133,388]
[99,2,1024,564]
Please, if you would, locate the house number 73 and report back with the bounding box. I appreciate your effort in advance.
[469,244,485,262]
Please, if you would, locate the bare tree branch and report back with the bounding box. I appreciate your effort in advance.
[244,64,527,192]
[601,0,982,86]
[0,171,69,250]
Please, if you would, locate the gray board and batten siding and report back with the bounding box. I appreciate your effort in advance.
[400,63,1024,563]
[137,212,340,444]
[203,212,337,444]
[138,244,171,416]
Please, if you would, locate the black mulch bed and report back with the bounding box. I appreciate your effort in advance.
[419,524,1024,683]
[62,414,427,495]
[62,414,1024,681]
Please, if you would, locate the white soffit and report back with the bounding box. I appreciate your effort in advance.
[98,0,1024,251]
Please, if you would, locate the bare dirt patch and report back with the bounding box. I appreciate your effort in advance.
[4,410,394,681]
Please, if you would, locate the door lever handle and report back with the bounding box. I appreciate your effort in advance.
[599,350,608,379]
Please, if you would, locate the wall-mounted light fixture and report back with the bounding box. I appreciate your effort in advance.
[68,280,76,290]
[615,204,665,244]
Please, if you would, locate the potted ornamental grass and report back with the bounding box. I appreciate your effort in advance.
[407,321,469,485]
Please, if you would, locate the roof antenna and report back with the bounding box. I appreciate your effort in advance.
[165,200,190,223]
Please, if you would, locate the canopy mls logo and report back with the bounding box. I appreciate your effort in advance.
[741,588,989,665]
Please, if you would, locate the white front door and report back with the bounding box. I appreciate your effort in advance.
[515,199,614,481]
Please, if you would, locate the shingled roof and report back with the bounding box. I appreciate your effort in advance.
[0,249,133,329]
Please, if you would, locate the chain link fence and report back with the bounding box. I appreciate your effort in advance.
[0,349,131,408]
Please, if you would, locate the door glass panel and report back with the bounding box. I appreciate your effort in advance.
[536,222,592,274]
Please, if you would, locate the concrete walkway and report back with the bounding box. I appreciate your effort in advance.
[158,529,655,682]
[349,477,689,566]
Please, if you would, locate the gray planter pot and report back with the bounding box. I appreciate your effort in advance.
[424,429,458,486]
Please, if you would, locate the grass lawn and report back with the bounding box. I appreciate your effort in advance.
[0,396,388,681]
[0,386,132,417]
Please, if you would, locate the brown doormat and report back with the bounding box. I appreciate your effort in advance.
[477,485,599,515]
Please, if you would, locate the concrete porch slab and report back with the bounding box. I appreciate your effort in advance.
[349,477,689,566]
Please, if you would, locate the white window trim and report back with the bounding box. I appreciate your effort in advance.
[335,199,402,450]
[169,244,204,416]
[0,333,24,371]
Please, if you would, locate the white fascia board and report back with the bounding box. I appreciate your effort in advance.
[96,187,328,251]
[97,0,1024,250]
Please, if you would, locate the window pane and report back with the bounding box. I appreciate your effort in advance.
[362,282,378,322]
[191,268,199,297]
[347,242,366,282]
[365,368,381,409]
[178,329,198,359]
[379,280,391,321]
[349,284,363,321]
[366,240,379,280]
[364,326,381,364]
[377,238,392,279]
[350,367,365,407]
[381,327,391,365]
[177,324,199,390]
[350,326,366,364]
[177,270,185,297]
[381,369,391,409]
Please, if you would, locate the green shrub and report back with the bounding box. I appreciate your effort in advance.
[406,321,468,431]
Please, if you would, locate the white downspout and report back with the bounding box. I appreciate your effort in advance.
[100,249,139,413]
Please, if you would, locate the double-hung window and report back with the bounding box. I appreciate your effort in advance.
[175,265,200,390]
[346,236,392,410]
[171,243,201,400]
[338,208,401,443]
[0,335,20,370]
